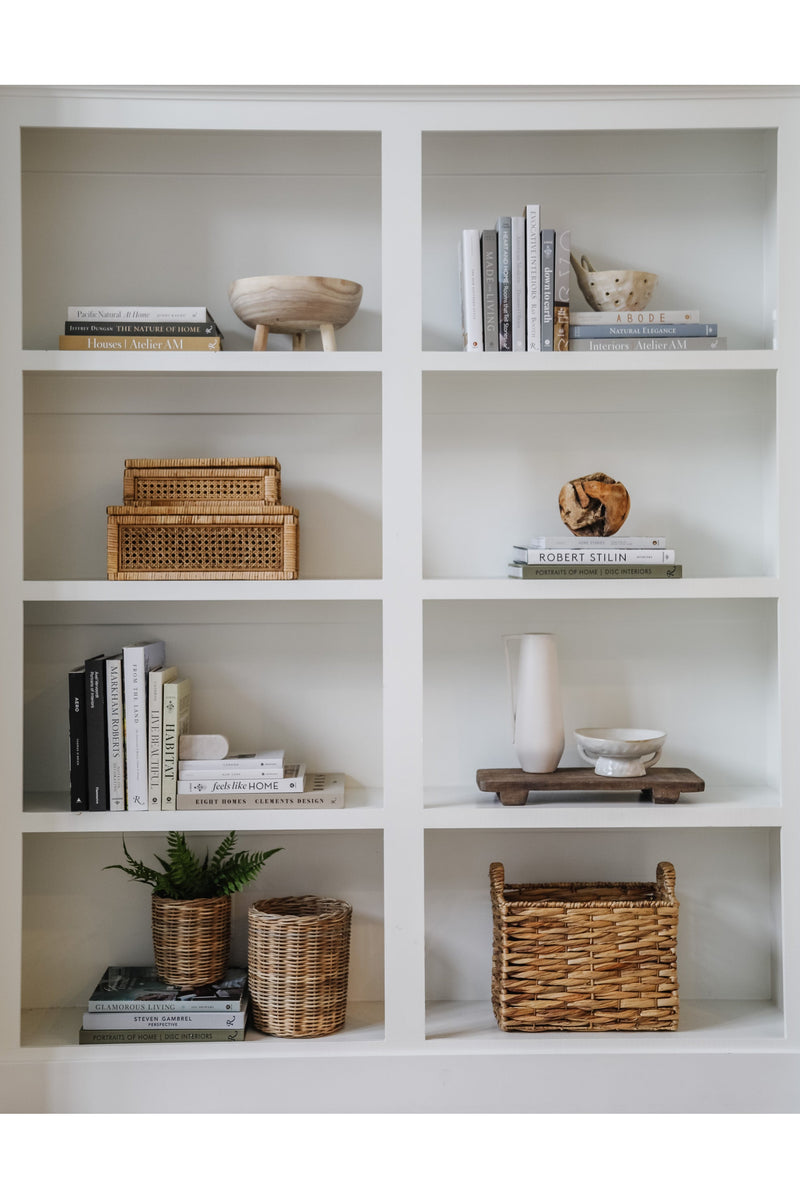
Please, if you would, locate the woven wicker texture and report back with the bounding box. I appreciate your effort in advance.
[107,505,299,579]
[152,894,231,986]
[248,896,352,1037]
[490,861,679,1032]
[124,465,281,506]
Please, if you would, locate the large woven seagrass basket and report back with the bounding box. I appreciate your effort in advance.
[248,895,352,1037]
[490,860,679,1032]
[152,894,231,987]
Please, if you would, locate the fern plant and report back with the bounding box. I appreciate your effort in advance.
[105,830,282,899]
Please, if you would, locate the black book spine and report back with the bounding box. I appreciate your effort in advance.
[64,321,220,337]
[68,666,88,812]
[85,654,109,811]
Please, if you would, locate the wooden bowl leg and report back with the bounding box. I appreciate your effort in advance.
[253,323,270,351]
[292,331,307,351]
[320,322,337,352]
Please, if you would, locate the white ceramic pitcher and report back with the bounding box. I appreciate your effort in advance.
[503,633,565,774]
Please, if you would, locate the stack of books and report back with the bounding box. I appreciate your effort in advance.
[508,535,682,580]
[568,309,725,353]
[79,965,249,1044]
[67,643,347,813]
[175,742,346,810]
[460,208,570,352]
[59,305,223,352]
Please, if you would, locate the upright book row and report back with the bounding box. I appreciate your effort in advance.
[67,640,346,812]
[460,206,569,352]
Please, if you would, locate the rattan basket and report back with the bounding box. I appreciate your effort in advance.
[107,503,299,579]
[152,894,232,986]
[490,860,679,1032]
[248,895,352,1037]
[123,458,281,506]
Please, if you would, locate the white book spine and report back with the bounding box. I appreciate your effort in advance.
[459,229,483,351]
[123,641,165,810]
[177,766,306,794]
[178,766,288,780]
[83,1008,247,1030]
[517,536,666,549]
[105,657,125,811]
[511,215,526,351]
[515,548,676,565]
[524,204,541,351]
[569,309,701,326]
[161,679,191,810]
[148,666,178,810]
[177,752,285,769]
[67,306,207,321]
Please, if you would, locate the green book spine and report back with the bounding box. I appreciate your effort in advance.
[508,563,683,579]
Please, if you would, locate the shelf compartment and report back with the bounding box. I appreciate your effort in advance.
[422,127,776,352]
[424,827,784,1046]
[423,598,779,797]
[423,370,777,581]
[21,828,384,1049]
[24,372,382,582]
[22,128,381,353]
[24,600,383,802]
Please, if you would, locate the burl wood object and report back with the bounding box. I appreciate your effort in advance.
[559,471,631,536]
[476,767,705,806]
[228,275,363,351]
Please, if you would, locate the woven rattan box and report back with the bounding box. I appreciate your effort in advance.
[490,860,679,1032]
[107,503,299,579]
[123,457,281,506]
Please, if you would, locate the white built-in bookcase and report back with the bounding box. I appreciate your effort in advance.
[1,86,799,1113]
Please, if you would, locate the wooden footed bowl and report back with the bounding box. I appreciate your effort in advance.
[228,275,363,351]
[570,253,657,312]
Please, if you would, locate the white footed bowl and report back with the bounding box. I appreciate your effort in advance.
[574,727,666,777]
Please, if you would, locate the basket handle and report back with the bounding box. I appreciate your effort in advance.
[489,862,505,899]
[656,861,677,902]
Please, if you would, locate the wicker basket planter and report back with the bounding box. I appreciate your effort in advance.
[248,896,352,1037]
[490,860,679,1032]
[152,894,232,986]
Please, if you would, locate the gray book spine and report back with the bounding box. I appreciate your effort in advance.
[481,229,499,351]
[541,229,555,350]
[568,336,725,352]
[496,217,512,350]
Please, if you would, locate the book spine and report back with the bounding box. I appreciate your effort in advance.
[541,229,555,351]
[64,321,219,336]
[59,335,221,351]
[67,666,88,812]
[514,549,675,565]
[67,306,208,321]
[105,656,125,810]
[568,337,725,352]
[459,229,483,351]
[480,230,498,351]
[177,753,285,769]
[178,767,292,780]
[84,654,109,811]
[511,215,526,351]
[569,323,718,339]
[161,679,191,810]
[176,792,345,809]
[83,1009,246,1029]
[508,563,683,579]
[554,229,571,352]
[88,999,243,1013]
[524,203,541,350]
[148,666,178,810]
[123,642,165,810]
[79,1028,245,1044]
[516,536,666,549]
[496,217,513,351]
[570,309,701,326]
[177,770,306,795]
